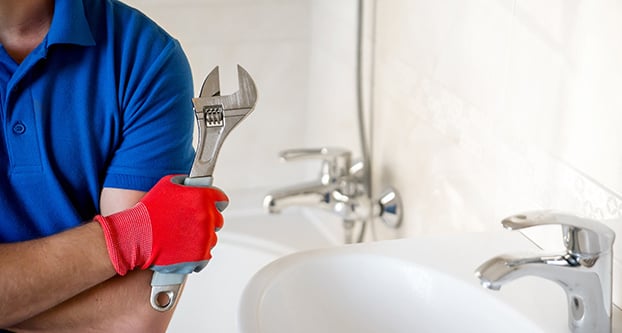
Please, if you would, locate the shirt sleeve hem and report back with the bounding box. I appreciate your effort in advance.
[103,173,163,192]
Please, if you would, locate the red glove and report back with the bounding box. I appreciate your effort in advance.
[94,175,229,276]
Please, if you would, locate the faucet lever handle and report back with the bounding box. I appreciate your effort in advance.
[279,147,352,181]
[502,210,615,256]
[279,147,351,162]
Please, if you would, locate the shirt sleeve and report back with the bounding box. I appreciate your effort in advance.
[103,37,195,192]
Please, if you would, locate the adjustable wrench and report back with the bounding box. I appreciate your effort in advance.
[149,65,258,311]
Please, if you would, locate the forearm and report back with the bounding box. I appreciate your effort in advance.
[8,270,174,333]
[0,181,224,331]
[3,188,175,332]
[0,223,115,328]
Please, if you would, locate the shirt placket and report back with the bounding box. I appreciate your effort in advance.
[5,53,45,175]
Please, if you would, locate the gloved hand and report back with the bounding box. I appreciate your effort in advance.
[94,175,229,276]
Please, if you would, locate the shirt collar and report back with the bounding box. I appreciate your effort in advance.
[47,0,96,47]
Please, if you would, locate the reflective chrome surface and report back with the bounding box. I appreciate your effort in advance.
[189,65,258,179]
[150,65,258,311]
[263,147,403,243]
[475,211,616,333]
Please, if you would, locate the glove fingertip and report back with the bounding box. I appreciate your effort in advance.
[169,174,188,185]
[194,261,209,272]
[215,201,229,212]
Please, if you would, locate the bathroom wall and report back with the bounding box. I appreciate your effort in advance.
[123,0,360,195]
[123,0,622,307]
[369,0,622,307]
[123,0,310,193]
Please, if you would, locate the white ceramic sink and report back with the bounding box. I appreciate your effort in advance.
[239,232,572,333]
[167,203,338,332]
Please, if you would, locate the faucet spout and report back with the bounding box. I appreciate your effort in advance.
[475,211,615,333]
[263,181,337,214]
[476,251,612,333]
[476,253,582,290]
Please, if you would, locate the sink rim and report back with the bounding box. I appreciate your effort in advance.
[238,242,550,333]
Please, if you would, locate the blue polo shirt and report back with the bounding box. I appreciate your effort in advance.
[0,0,195,242]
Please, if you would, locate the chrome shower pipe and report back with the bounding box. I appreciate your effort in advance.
[355,0,378,241]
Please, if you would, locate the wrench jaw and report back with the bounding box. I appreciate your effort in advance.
[232,65,258,110]
[198,65,257,111]
[199,66,221,98]
[188,65,257,179]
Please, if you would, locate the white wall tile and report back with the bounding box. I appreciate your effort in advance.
[129,3,310,45]
[371,0,622,307]
[433,0,514,115]
[303,0,361,176]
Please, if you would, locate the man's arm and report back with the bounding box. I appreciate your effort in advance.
[0,222,115,329]
[9,271,175,333]
[4,188,175,332]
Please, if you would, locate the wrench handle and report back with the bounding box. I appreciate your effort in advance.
[183,176,214,187]
[150,272,187,311]
[149,175,214,311]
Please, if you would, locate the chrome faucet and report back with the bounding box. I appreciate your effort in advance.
[263,147,402,243]
[475,211,616,333]
[264,147,360,217]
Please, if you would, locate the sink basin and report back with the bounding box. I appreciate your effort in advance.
[239,232,570,333]
[166,205,338,332]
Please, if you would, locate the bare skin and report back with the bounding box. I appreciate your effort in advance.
[0,1,179,331]
[1,189,176,332]
[0,0,54,63]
